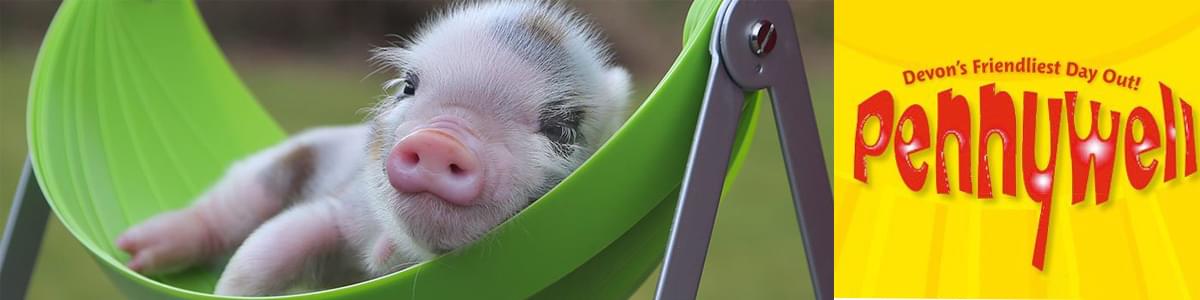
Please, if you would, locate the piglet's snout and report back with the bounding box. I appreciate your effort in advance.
[386,127,483,206]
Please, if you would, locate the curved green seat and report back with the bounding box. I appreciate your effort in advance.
[26,0,762,298]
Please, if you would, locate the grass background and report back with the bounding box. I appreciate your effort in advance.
[1,1,831,298]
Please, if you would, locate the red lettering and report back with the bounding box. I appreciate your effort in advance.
[1182,99,1197,177]
[1163,84,1179,181]
[978,84,1017,198]
[849,83,1195,272]
[1022,93,1062,270]
[1124,107,1160,190]
[1162,83,1196,179]
[855,91,894,183]
[1067,93,1120,204]
[895,105,931,191]
[937,89,973,194]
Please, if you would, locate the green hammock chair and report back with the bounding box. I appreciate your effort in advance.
[10,0,802,298]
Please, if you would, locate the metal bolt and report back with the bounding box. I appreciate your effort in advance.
[749,20,776,56]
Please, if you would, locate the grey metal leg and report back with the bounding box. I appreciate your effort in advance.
[656,0,832,299]
[1,157,50,300]
[724,2,835,298]
[654,44,748,300]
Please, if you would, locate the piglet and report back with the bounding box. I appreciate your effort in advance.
[115,1,632,295]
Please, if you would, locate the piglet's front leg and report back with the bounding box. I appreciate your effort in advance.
[115,145,309,274]
[116,126,364,275]
[214,200,347,296]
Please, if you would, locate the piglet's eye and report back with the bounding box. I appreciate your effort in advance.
[538,101,586,156]
[401,73,419,96]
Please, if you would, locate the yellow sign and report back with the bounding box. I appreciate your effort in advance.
[834,1,1200,298]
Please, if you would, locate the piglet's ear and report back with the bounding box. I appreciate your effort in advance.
[604,67,633,110]
[591,66,634,145]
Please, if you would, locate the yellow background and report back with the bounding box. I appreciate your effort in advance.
[834,1,1200,298]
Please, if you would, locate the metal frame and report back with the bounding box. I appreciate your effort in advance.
[655,0,832,299]
[1,157,51,300]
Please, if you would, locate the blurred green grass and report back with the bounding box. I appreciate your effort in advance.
[1,28,831,300]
